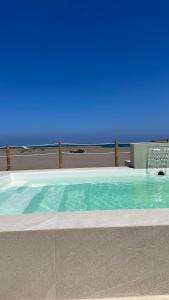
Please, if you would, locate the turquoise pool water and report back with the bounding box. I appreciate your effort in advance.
[0,172,169,215]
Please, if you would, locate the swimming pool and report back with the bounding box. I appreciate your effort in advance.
[0,168,169,215]
[1,168,169,300]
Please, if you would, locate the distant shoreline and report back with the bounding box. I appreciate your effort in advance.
[0,143,130,149]
[1,139,169,149]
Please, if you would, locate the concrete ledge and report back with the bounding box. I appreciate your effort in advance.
[1,226,169,299]
[81,298,169,300]
[1,208,169,232]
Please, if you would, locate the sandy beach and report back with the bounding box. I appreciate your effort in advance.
[0,146,130,171]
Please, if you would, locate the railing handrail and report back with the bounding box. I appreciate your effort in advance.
[0,140,131,170]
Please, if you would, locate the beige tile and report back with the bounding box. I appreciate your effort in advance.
[0,230,56,300]
[55,226,169,299]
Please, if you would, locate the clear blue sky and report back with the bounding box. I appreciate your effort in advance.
[0,0,169,145]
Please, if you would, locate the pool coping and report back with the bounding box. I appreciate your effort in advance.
[1,167,169,233]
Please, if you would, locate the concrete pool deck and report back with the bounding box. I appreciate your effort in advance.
[1,168,169,300]
[2,225,169,299]
[80,298,169,300]
[77,298,169,300]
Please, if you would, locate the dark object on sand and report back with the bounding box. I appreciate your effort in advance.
[158,170,165,176]
[70,149,85,153]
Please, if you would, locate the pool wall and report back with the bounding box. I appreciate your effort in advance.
[130,142,169,168]
[1,169,169,299]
